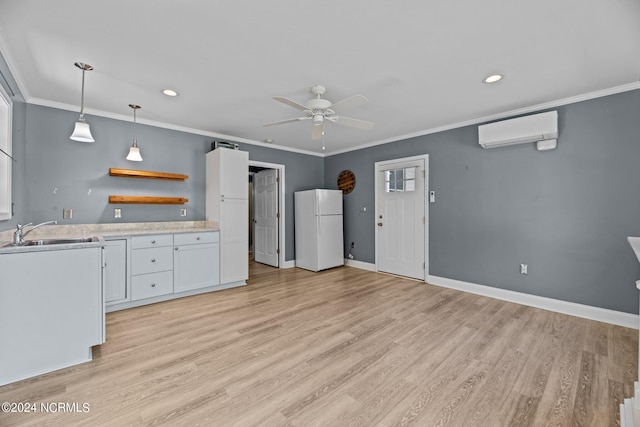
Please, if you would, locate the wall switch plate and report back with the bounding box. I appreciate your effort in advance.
[180,208,187,217]
[114,208,122,219]
[429,191,436,203]
[63,208,72,219]
[520,264,528,275]
[360,206,367,212]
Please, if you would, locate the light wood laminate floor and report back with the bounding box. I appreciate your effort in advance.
[0,263,637,426]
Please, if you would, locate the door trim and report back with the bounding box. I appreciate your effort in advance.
[249,160,286,269]
[374,154,429,281]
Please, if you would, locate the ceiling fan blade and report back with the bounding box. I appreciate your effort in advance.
[330,94,368,112]
[331,116,374,130]
[273,96,308,111]
[263,117,309,127]
[312,123,324,140]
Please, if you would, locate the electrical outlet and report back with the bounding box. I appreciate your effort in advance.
[520,264,528,275]
[63,208,73,219]
[180,208,187,217]
[114,208,122,219]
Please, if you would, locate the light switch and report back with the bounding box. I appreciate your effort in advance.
[180,208,187,217]
[114,208,122,218]
[429,191,436,203]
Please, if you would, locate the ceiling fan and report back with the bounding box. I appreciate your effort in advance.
[263,84,374,140]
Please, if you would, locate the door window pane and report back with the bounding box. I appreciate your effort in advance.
[384,167,416,193]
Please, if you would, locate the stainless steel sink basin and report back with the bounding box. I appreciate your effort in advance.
[21,237,99,246]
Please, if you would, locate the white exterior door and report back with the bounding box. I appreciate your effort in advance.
[254,169,279,267]
[376,157,427,280]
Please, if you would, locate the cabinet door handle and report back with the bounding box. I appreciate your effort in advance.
[151,240,156,244]
[151,258,156,263]
[196,237,200,241]
[175,247,179,251]
[151,283,156,288]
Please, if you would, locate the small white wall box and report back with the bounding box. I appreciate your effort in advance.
[478,110,558,150]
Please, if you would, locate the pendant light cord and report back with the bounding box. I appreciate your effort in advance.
[132,107,137,146]
[74,62,93,121]
[79,68,85,118]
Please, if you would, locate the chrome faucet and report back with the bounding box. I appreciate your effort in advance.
[13,220,58,245]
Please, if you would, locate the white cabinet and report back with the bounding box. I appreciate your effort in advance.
[219,198,249,283]
[104,239,128,305]
[131,271,173,300]
[174,231,220,293]
[107,230,223,312]
[206,148,249,284]
[207,147,249,200]
[0,247,104,386]
[130,234,173,301]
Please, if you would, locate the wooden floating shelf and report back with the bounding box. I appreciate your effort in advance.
[109,196,189,205]
[109,168,189,181]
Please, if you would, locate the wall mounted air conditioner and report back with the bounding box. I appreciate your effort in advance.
[478,110,558,150]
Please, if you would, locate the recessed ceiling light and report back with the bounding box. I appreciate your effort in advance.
[162,89,178,97]
[483,74,504,84]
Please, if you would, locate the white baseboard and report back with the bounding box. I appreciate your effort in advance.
[427,275,638,329]
[344,259,377,272]
[282,260,296,269]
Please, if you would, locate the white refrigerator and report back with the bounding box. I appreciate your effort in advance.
[295,189,344,272]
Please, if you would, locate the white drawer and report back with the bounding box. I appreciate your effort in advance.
[173,231,219,246]
[131,246,173,275]
[131,271,173,300]
[131,234,173,249]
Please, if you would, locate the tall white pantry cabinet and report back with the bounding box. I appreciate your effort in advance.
[206,148,249,285]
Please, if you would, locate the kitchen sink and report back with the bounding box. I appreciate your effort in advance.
[23,237,99,246]
[3,237,100,247]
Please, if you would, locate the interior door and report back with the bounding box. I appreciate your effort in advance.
[376,158,425,280]
[254,169,279,267]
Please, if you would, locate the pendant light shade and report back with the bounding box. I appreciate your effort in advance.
[126,104,143,161]
[70,120,94,142]
[70,62,95,142]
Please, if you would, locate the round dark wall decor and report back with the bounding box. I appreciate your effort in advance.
[337,170,356,194]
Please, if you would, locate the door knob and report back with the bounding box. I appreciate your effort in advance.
[378,222,383,226]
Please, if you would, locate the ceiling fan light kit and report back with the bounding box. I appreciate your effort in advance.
[263,84,374,146]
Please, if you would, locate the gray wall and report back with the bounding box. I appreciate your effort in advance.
[3,104,324,261]
[5,62,640,313]
[324,89,640,314]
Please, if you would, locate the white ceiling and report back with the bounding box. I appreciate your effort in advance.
[0,0,639,156]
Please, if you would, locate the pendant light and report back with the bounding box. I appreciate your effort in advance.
[126,104,143,161]
[69,62,95,142]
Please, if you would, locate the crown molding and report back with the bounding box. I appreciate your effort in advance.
[325,82,640,156]
[27,97,325,157]
[20,79,640,159]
